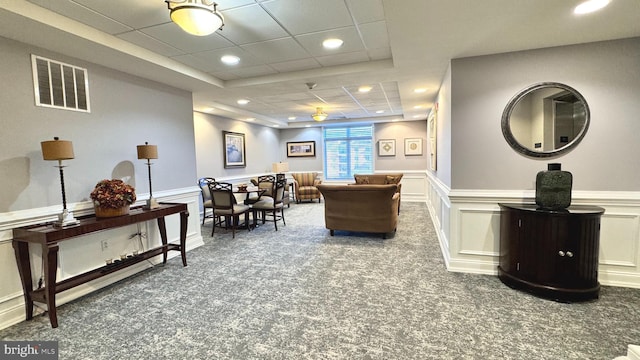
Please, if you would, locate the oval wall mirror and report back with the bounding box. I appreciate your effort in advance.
[501,82,590,158]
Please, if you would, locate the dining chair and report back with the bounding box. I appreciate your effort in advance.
[251,178,287,231]
[246,174,275,205]
[197,177,216,225]
[208,181,251,238]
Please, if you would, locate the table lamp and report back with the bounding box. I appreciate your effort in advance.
[137,142,159,209]
[272,162,289,178]
[41,137,79,227]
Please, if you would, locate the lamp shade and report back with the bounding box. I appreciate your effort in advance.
[272,162,289,173]
[137,142,158,159]
[41,137,74,160]
[166,0,224,36]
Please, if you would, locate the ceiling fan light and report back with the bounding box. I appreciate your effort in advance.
[166,0,224,36]
[312,107,328,121]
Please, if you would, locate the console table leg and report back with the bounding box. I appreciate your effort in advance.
[43,243,59,328]
[157,217,168,264]
[12,241,34,321]
[180,211,188,267]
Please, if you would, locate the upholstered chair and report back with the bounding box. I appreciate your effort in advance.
[251,178,287,231]
[291,172,322,203]
[249,174,291,207]
[197,177,216,225]
[208,181,251,239]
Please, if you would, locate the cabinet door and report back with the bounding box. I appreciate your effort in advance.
[518,211,551,282]
[499,208,519,273]
[554,214,600,288]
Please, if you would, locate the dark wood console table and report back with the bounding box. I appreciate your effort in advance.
[498,203,604,302]
[12,202,189,328]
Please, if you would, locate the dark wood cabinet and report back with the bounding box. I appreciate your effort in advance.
[498,203,604,302]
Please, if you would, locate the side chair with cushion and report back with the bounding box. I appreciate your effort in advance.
[291,172,322,203]
[198,177,216,225]
[251,178,287,231]
[249,174,291,207]
[208,181,252,239]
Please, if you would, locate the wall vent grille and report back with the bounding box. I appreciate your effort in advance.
[31,54,90,112]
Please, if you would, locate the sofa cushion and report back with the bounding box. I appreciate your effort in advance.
[354,175,370,184]
[385,175,402,184]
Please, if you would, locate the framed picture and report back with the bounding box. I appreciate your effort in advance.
[378,139,396,156]
[287,141,316,157]
[405,138,423,156]
[428,108,437,170]
[223,131,246,168]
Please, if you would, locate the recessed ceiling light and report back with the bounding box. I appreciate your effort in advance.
[414,105,422,109]
[305,125,311,128]
[273,125,280,127]
[237,99,250,105]
[574,0,610,14]
[246,118,255,121]
[221,55,240,65]
[412,115,422,118]
[322,38,344,49]
[376,110,385,114]
[414,88,427,93]
[392,119,400,122]
[288,116,296,120]
[358,86,372,93]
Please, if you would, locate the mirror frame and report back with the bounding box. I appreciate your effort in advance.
[501,82,590,158]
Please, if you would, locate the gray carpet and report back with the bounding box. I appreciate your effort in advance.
[1,202,639,359]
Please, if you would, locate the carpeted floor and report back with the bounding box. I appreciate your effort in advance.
[1,202,639,359]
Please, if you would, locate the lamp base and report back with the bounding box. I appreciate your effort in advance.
[54,209,79,228]
[145,197,160,210]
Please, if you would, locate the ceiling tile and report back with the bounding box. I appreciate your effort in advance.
[347,0,385,24]
[72,0,169,29]
[219,4,289,45]
[117,31,183,57]
[141,23,234,53]
[359,21,389,50]
[210,71,241,81]
[240,37,310,63]
[170,54,217,73]
[269,58,321,72]
[229,65,278,78]
[28,0,132,34]
[315,51,370,67]
[214,0,257,10]
[295,27,365,57]
[368,47,392,60]
[262,0,354,35]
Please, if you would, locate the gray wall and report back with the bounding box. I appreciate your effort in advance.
[449,37,640,191]
[0,36,196,212]
[194,112,281,178]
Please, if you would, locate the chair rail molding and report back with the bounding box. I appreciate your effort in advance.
[425,176,640,290]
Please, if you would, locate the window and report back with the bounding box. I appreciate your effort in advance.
[31,55,90,112]
[324,126,373,180]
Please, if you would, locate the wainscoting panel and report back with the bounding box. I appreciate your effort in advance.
[0,187,204,330]
[425,173,640,289]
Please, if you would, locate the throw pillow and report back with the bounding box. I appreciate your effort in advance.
[355,176,369,184]
[386,175,400,184]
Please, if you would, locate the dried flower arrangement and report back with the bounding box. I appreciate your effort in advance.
[90,179,136,209]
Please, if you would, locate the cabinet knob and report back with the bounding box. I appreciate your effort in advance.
[558,251,565,257]
[566,251,573,257]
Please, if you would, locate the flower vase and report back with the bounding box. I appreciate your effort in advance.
[95,205,130,218]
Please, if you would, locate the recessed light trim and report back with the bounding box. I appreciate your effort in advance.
[288,116,296,120]
[414,88,427,93]
[322,38,344,49]
[237,99,250,105]
[414,105,422,109]
[376,110,385,114]
[246,117,255,121]
[358,86,372,93]
[221,55,240,65]
[574,0,610,14]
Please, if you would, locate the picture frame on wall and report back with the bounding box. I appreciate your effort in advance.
[428,108,437,170]
[378,139,396,156]
[287,141,316,157]
[223,131,246,168]
[404,138,423,156]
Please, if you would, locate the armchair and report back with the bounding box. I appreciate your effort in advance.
[291,172,322,203]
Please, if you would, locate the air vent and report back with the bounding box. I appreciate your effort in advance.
[31,55,90,112]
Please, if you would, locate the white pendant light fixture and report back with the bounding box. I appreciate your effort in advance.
[165,0,224,36]
[312,107,328,122]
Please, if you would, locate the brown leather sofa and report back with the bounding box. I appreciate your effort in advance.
[353,173,403,213]
[316,184,399,239]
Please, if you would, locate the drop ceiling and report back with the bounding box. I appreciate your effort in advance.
[0,0,639,128]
